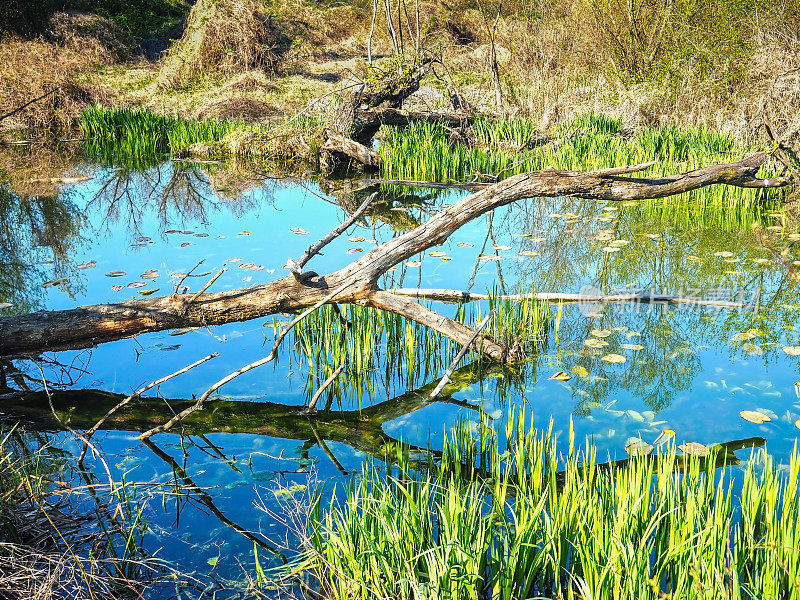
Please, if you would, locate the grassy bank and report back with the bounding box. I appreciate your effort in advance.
[294,414,800,599]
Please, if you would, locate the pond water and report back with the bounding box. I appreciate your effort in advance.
[2,146,800,594]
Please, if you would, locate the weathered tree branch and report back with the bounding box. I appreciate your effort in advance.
[0,153,789,359]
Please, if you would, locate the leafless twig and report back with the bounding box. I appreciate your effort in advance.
[429,311,494,400]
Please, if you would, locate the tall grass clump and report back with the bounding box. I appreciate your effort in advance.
[379,114,784,209]
[294,412,800,600]
[80,104,245,165]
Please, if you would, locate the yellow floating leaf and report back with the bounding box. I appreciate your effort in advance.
[625,440,654,456]
[739,410,771,424]
[346,247,363,254]
[549,371,571,382]
[139,288,160,296]
[111,285,123,291]
[567,365,587,379]
[106,271,126,277]
[457,242,473,247]
[518,250,539,257]
[602,246,621,253]
[349,236,365,242]
[782,346,800,356]
[429,251,447,257]
[713,251,734,258]
[686,255,704,262]
[591,329,613,338]
[405,260,421,267]
[621,343,645,351]
[290,228,308,235]
[678,442,708,456]
[477,254,504,261]
[601,353,626,364]
[796,418,800,430]
[608,239,630,247]
[492,244,512,251]
[584,338,609,349]
[128,281,147,288]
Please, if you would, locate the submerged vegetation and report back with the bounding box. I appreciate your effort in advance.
[297,413,800,600]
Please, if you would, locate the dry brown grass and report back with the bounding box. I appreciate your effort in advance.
[156,0,291,88]
[0,12,126,131]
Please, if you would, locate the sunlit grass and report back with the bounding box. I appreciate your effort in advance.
[295,412,800,599]
[379,115,783,209]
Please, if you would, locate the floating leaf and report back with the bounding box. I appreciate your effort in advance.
[250,265,264,271]
[653,429,675,446]
[0,302,10,309]
[195,233,209,238]
[477,254,504,261]
[43,278,67,289]
[621,343,644,351]
[751,257,771,264]
[678,442,708,456]
[529,237,547,243]
[239,262,256,269]
[602,246,621,253]
[139,288,159,296]
[686,255,704,262]
[492,244,512,251]
[572,365,589,378]
[227,258,242,263]
[141,270,159,279]
[796,418,800,430]
[405,260,421,267]
[739,410,771,424]
[180,242,192,247]
[111,285,123,291]
[181,230,194,235]
[207,557,218,567]
[429,251,447,257]
[106,271,126,277]
[608,239,630,247]
[165,229,181,234]
[584,338,609,349]
[730,329,761,343]
[601,353,626,364]
[290,228,309,235]
[548,213,562,219]
[518,250,539,257]
[591,329,612,338]
[76,260,96,270]
[170,328,197,336]
[135,236,151,242]
[549,371,571,382]
[239,230,251,235]
[349,236,366,242]
[457,242,473,247]
[346,248,363,254]
[782,346,800,356]
[127,281,147,288]
[713,251,735,258]
[625,439,653,456]
[645,233,662,239]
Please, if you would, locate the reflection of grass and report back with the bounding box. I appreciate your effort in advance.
[288,300,548,407]
[297,412,799,600]
[380,114,782,207]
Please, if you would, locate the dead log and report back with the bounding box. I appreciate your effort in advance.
[322,130,381,170]
[0,153,790,358]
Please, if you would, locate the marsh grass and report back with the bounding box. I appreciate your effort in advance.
[80,104,246,165]
[295,413,800,600]
[379,114,784,209]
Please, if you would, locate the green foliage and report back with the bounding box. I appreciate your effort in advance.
[379,114,783,209]
[80,104,246,166]
[298,413,800,599]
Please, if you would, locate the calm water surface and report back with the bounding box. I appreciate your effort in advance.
[2,148,800,591]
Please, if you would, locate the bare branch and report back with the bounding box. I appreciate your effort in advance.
[429,311,494,400]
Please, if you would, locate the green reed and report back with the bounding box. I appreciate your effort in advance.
[379,115,783,209]
[80,104,244,165]
[296,412,800,600]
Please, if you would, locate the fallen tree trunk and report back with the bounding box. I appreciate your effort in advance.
[0,153,789,358]
[321,130,382,170]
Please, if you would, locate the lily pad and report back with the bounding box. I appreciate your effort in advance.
[429,251,447,257]
[591,329,612,338]
[492,244,512,251]
[106,271,126,277]
[584,338,609,349]
[625,439,654,456]
[621,343,644,351]
[518,250,539,257]
[349,236,366,242]
[405,260,421,267]
[139,288,160,296]
[572,365,589,378]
